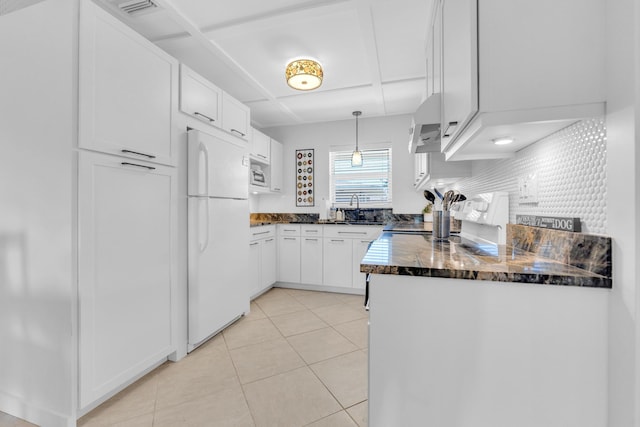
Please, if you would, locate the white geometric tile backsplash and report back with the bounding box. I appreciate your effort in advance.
[452,118,607,234]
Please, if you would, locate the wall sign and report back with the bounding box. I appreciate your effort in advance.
[516,215,582,232]
[295,149,314,207]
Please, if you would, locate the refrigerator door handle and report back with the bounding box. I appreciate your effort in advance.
[201,198,210,253]
[197,142,210,197]
[197,197,210,253]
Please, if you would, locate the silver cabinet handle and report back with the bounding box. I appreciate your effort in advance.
[252,231,270,236]
[194,112,215,122]
[305,230,319,233]
[121,149,156,159]
[250,242,259,246]
[330,239,345,242]
[230,129,246,137]
[265,238,274,242]
[305,238,318,241]
[283,229,297,232]
[284,237,297,241]
[121,162,155,170]
[443,121,458,138]
[338,231,367,235]
[257,154,267,159]
[273,188,281,191]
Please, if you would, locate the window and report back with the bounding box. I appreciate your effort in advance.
[330,148,392,207]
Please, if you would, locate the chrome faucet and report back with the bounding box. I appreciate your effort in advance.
[350,193,360,210]
[350,194,363,220]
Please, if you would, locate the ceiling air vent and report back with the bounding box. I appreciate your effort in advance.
[117,0,159,16]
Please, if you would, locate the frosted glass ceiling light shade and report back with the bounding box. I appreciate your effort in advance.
[351,111,363,167]
[285,59,323,91]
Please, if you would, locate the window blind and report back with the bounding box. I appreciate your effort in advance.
[330,148,392,207]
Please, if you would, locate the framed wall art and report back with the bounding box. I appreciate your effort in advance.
[295,149,314,207]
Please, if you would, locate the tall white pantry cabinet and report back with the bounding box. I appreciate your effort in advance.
[0,1,181,426]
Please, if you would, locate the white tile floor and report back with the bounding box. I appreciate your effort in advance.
[0,288,369,427]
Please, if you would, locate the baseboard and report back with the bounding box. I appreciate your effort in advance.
[0,392,74,427]
[274,282,365,296]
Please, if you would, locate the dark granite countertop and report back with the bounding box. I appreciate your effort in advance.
[361,231,612,288]
[250,220,387,227]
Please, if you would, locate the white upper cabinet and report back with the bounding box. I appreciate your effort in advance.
[414,152,428,188]
[270,139,283,193]
[440,0,605,160]
[179,64,222,126]
[78,0,177,166]
[222,92,251,142]
[415,153,471,190]
[426,0,442,98]
[251,128,271,164]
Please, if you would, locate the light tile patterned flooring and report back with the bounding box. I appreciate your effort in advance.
[46,288,368,427]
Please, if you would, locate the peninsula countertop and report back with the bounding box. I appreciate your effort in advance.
[360,231,612,288]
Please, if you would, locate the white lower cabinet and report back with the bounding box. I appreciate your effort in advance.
[300,225,323,285]
[78,150,176,408]
[262,236,277,287]
[352,238,375,289]
[323,226,383,289]
[323,238,352,287]
[277,225,301,283]
[249,225,276,297]
[249,240,262,296]
[273,224,381,291]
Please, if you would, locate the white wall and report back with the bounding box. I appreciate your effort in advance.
[255,114,426,214]
[0,1,77,426]
[606,0,639,425]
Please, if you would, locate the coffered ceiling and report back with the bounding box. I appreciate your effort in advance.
[97,0,434,129]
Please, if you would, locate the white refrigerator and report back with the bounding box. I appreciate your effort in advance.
[187,129,250,351]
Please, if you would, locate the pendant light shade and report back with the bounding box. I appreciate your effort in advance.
[285,59,323,91]
[351,111,363,167]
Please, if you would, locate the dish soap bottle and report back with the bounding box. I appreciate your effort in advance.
[336,209,344,221]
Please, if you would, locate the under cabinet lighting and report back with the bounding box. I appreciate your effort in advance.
[493,137,514,145]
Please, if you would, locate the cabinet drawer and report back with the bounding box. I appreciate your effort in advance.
[301,224,323,237]
[277,224,301,236]
[323,225,382,240]
[250,225,275,241]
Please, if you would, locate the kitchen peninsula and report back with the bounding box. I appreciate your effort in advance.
[362,224,612,427]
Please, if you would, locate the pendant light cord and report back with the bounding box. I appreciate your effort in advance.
[355,113,359,151]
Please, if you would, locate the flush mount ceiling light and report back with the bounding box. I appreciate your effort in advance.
[493,136,515,145]
[285,59,323,91]
[351,111,363,167]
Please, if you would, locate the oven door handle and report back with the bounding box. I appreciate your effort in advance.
[364,273,370,311]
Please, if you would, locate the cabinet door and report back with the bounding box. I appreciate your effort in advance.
[249,239,262,298]
[301,237,323,285]
[79,1,177,166]
[431,0,442,98]
[440,0,478,152]
[78,150,175,408]
[414,152,427,187]
[353,239,374,289]
[323,238,353,288]
[180,64,221,126]
[222,92,250,141]
[270,139,284,193]
[262,237,277,288]
[278,236,301,283]
[251,128,271,163]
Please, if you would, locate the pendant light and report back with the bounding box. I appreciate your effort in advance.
[351,111,363,167]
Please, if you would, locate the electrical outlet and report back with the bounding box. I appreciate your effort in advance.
[518,175,539,204]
